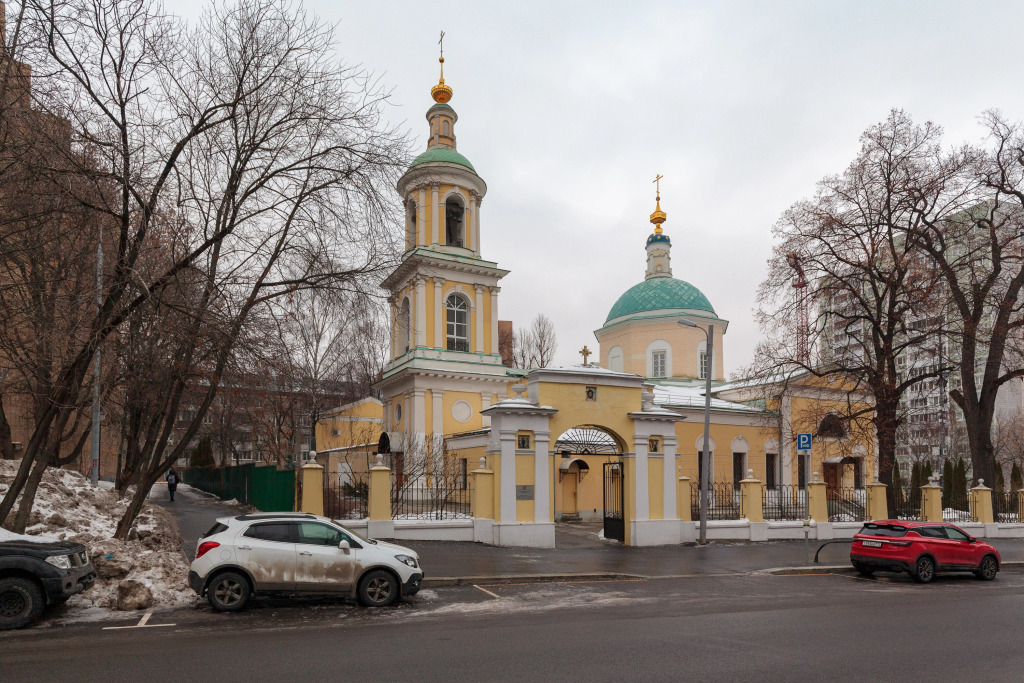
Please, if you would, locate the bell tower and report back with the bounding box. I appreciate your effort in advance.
[377,37,512,460]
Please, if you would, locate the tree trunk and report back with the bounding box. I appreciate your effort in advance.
[8,450,53,533]
[0,398,14,461]
[115,469,161,540]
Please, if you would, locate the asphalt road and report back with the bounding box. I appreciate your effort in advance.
[4,569,1023,682]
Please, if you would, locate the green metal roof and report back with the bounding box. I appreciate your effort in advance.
[428,103,454,113]
[409,148,476,172]
[605,278,716,322]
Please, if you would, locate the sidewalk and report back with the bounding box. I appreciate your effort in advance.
[156,492,1024,581]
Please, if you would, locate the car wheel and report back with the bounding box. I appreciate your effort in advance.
[976,555,999,581]
[854,563,875,577]
[207,572,251,612]
[912,555,936,584]
[0,577,45,631]
[358,570,398,607]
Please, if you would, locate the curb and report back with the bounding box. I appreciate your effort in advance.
[423,572,646,587]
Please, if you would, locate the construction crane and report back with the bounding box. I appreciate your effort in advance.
[786,253,810,367]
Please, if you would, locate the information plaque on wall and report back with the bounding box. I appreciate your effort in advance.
[515,485,534,501]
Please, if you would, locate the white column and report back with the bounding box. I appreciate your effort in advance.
[499,429,517,523]
[782,392,793,486]
[474,285,485,354]
[403,392,412,451]
[388,296,397,359]
[534,430,551,523]
[473,195,482,255]
[413,389,427,441]
[434,278,445,349]
[430,183,439,245]
[414,278,426,348]
[633,437,649,520]
[417,188,426,246]
[432,390,443,438]
[663,434,678,519]
[489,286,500,355]
[480,392,492,428]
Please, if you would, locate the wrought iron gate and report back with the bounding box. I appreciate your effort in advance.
[603,461,625,542]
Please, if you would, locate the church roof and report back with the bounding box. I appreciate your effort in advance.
[605,278,716,323]
[409,148,476,172]
[646,233,671,246]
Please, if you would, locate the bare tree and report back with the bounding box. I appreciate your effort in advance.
[0,0,408,534]
[510,313,558,369]
[906,110,1024,487]
[753,111,963,495]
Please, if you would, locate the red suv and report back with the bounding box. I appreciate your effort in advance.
[851,520,1001,583]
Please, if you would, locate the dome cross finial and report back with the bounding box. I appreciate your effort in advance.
[650,173,667,234]
[431,31,453,103]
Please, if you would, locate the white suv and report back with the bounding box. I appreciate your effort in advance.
[188,513,423,610]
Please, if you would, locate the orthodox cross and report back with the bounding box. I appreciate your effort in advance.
[439,31,445,58]
[653,173,663,199]
[579,345,592,365]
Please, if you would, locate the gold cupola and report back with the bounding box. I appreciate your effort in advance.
[430,32,453,104]
[649,173,667,234]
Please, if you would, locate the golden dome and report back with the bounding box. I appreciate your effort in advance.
[650,198,667,234]
[431,54,452,104]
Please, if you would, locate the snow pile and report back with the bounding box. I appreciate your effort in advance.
[0,461,194,610]
[0,526,60,543]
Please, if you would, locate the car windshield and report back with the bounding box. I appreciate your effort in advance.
[331,521,371,544]
[858,523,907,537]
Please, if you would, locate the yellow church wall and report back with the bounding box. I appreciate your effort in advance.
[598,318,726,381]
[673,420,771,485]
[515,447,534,523]
[788,392,876,487]
[441,390,484,435]
[536,381,638,457]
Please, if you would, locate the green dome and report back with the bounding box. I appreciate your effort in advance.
[409,148,476,172]
[605,278,716,323]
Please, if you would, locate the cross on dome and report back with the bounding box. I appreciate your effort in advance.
[431,30,453,104]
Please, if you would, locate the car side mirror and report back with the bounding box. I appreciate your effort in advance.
[338,540,351,551]
[969,537,977,543]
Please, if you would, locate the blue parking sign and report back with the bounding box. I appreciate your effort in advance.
[797,433,812,452]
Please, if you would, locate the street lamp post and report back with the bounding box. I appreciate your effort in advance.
[679,318,713,544]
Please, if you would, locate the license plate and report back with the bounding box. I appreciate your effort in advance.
[862,540,882,548]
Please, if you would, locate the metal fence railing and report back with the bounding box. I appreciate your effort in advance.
[391,473,472,520]
[993,490,1021,523]
[944,487,972,523]
[828,487,866,522]
[323,472,369,520]
[893,485,921,521]
[762,485,808,520]
[691,482,742,520]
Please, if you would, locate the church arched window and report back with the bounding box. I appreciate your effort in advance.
[698,340,709,380]
[399,297,411,353]
[608,346,623,373]
[445,294,469,352]
[818,413,847,439]
[442,119,450,137]
[445,196,465,247]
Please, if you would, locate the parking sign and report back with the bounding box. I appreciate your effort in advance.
[797,433,812,453]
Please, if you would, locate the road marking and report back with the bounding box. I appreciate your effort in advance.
[475,578,646,589]
[473,584,501,599]
[102,610,176,630]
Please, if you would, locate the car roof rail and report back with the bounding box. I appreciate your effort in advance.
[233,513,318,522]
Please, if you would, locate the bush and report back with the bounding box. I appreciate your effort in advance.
[189,437,215,468]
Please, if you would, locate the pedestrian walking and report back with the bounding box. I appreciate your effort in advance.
[166,468,179,502]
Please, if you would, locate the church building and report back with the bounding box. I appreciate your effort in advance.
[315,47,878,547]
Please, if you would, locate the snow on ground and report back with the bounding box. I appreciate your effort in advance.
[0,461,194,610]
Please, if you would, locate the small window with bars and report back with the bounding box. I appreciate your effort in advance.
[652,350,667,378]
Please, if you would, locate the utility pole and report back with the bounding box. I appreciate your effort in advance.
[90,224,102,485]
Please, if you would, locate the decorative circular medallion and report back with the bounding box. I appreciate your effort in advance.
[451,400,473,424]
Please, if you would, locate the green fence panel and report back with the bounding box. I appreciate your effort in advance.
[182,463,294,512]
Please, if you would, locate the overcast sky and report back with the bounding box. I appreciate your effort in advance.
[182,1,1024,375]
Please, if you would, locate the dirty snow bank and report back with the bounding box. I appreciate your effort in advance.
[0,461,194,610]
